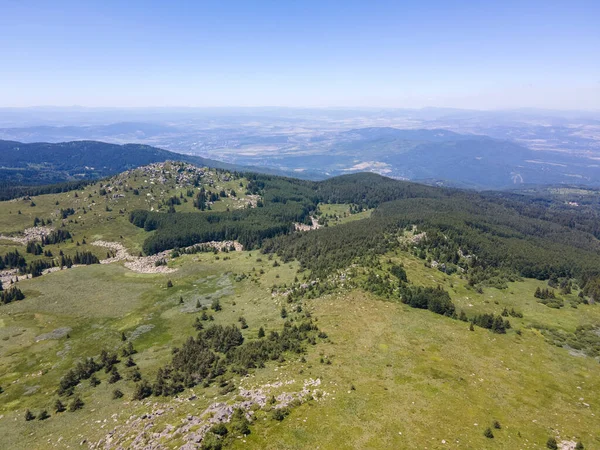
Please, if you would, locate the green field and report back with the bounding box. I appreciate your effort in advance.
[1,165,599,449]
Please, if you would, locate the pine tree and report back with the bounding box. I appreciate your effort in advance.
[483,427,494,438]
[38,410,50,420]
[108,367,122,384]
[546,437,558,449]
[54,399,66,413]
[491,316,506,334]
[25,409,36,421]
[125,356,136,367]
[89,375,100,387]
[258,327,265,338]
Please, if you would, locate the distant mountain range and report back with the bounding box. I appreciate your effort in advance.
[0,140,305,185]
[250,127,600,189]
[1,125,599,189]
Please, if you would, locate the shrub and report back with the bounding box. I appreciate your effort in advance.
[108,367,122,384]
[546,437,558,449]
[230,408,250,435]
[68,396,84,412]
[112,389,124,399]
[272,407,290,421]
[209,423,228,436]
[200,432,222,450]
[483,427,494,439]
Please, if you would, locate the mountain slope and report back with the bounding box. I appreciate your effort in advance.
[0,139,304,185]
[332,128,600,188]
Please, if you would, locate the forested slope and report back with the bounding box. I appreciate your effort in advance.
[128,171,600,293]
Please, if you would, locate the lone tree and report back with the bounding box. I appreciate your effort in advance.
[108,367,122,384]
[68,395,84,412]
[89,375,100,387]
[112,389,124,399]
[54,399,66,413]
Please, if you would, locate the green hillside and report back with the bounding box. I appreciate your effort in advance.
[0,166,599,449]
[0,139,298,187]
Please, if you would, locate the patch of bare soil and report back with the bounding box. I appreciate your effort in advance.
[90,378,327,450]
[294,216,321,231]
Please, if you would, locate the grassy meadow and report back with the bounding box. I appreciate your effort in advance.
[0,165,599,449]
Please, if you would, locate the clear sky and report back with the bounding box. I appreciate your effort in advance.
[1,0,599,109]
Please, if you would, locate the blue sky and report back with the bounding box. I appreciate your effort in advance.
[1,0,598,109]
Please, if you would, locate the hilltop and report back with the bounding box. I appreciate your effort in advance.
[0,139,304,187]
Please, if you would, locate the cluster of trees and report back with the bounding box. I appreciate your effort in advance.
[0,249,27,271]
[131,200,314,255]
[130,173,322,255]
[582,274,600,302]
[25,232,71,255]
[32,217,52,227]
[59,208,76,219]
[123,171,600,294]
[71,251,100,265]
[262,217,396,278]
[132,320,320,400]
[58,348,123,397]
[471,313,511,334]
[400,285,456,316]
[41,229,71,245]
[0,285,25,304]
[534,287,556,300]
[501,307,523,318]
[193,187,223,211]
[27,259,55,277]
[0,179,96,202]
[26,241,44,255]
